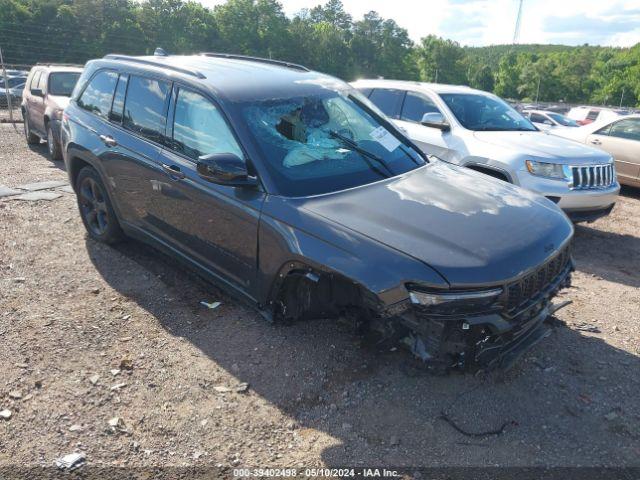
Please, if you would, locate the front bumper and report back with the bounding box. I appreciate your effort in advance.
[516,170,619,219]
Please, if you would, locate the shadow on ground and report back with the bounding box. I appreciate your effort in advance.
[86,236,640,467]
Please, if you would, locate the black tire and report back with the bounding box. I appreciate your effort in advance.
[76,166,124,244]
[23,111,40,145]
[46,122,62,161]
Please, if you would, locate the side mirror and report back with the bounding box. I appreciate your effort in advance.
[421,112,450,131]
[197,153,257,187]
[31,88,44,97]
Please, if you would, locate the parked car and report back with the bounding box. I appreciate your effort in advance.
[61,52,574,371]
[551,114,640,188]
[566,106,627,126]
[21,65,82,160]
[351,80,619,223]
[0,78,26,108]
[522,109,579,130]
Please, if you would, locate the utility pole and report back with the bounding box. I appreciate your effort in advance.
[435,69,438,83]
[535,76,541,104]
[513,0,524,44]
[620,88,625,108]
[0,47,14,123]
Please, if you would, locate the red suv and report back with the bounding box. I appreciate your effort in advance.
[21,65,82,160]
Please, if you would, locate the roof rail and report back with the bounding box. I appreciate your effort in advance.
[102,54,205,79]
[36,63,83,68]
[199,53,310,72]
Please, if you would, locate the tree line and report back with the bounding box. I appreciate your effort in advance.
[1,0,638,107]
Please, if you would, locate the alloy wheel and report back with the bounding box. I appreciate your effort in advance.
[78,177,109,236]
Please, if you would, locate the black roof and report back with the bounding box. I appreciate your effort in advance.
[98,53,348,103]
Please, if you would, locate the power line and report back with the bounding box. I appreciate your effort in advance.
[512,0,523,44]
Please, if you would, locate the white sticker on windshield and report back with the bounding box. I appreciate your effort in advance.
[370,126,401,152]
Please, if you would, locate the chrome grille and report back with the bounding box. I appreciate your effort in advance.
[506,245,571,313]
[570,164,615,190]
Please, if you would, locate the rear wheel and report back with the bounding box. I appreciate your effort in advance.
[23,111,40,145]
[76,166,124,244]
[46,123,62,161]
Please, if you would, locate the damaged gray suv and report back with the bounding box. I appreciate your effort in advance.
[62,52,574,371]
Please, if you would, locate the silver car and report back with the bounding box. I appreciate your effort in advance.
[351,80,620,222]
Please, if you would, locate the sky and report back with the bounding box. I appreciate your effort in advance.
[196,0,640,47]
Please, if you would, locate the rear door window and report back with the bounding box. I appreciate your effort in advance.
[400,91,441,123]
[77,70,118,118]
[123,75,171,143]
[29,71,41,92]
[368,88,404,118]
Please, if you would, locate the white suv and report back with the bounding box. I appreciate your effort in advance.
[352,80,620,222]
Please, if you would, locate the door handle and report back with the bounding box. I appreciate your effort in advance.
[99,134,118,147]
[590,139,601,145]
[161,163,186,179]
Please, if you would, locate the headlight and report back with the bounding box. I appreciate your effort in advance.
[525,160,568,180]
[408,287,503,315]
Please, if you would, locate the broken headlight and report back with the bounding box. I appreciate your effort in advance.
[408,287,503,315]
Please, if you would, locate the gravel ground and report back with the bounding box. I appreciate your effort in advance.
[1,122,639,471]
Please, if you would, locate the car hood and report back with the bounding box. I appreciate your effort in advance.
[48,95,70,111]
[473,130,609,162]
[300,161,573,286]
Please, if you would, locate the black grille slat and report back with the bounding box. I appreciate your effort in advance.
[571,164,614,190]
[506,246,570,312]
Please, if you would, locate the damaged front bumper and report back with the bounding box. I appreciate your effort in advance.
[385,248,574,372]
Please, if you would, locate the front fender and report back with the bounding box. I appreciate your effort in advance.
[257,196,449,309]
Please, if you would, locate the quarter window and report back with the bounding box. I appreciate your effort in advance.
[608,118,640,141]
[368,89,404,118]
[77,71,118,118]
[123,75,170,143]
[172,88,243,160]
[400,91,440,123]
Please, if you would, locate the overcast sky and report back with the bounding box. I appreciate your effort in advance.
[197,0,640,47]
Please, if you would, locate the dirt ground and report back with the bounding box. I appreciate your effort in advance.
[1,121,639,472]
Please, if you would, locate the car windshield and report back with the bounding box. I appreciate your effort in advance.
[440,93,537,132]
[239,91,426,197]
[548,112,578,127]
[48,72,81,96]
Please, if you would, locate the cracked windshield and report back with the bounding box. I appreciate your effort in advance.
[241,92,425,196]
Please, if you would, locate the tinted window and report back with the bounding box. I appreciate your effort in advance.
[400,91,440,122]
[172,89,243,160]
[123,76,170,143]
[109,75,128,123]
[48,72,81,96]
[440,93,536,131]
[29,71,41,92]
[548,112,578,127]
[608,118,640,141]
[587,110,600,120]
[368,89,404,118]
[240,91,425,197]
[77,71,118,117]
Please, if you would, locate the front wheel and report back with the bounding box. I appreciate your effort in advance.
[23,111,40,145]
[47,123,62,161]
[76,166,124,244]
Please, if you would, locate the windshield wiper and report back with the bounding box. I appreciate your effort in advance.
[328,129,394,178]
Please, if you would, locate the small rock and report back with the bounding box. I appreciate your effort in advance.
[193,451,204,459]
[90,288,101,294]
[214,386,232,393]
[55,452,86,471]
[110,382,127,391]
[119,358,134,371]
[119,337,132,342]
[235,382,249,393]
[8,390,22,400]
[110,369,121,376]
[200,419,208,427]
[69,424,83,432]
[390,435,399,446]
[13,277,26,283]
[121,314,131,321]
[107,417,126,434]
[15,363,29,369]
[89,375,100,385]
[605,411,619,421]
[0,409,12,420]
